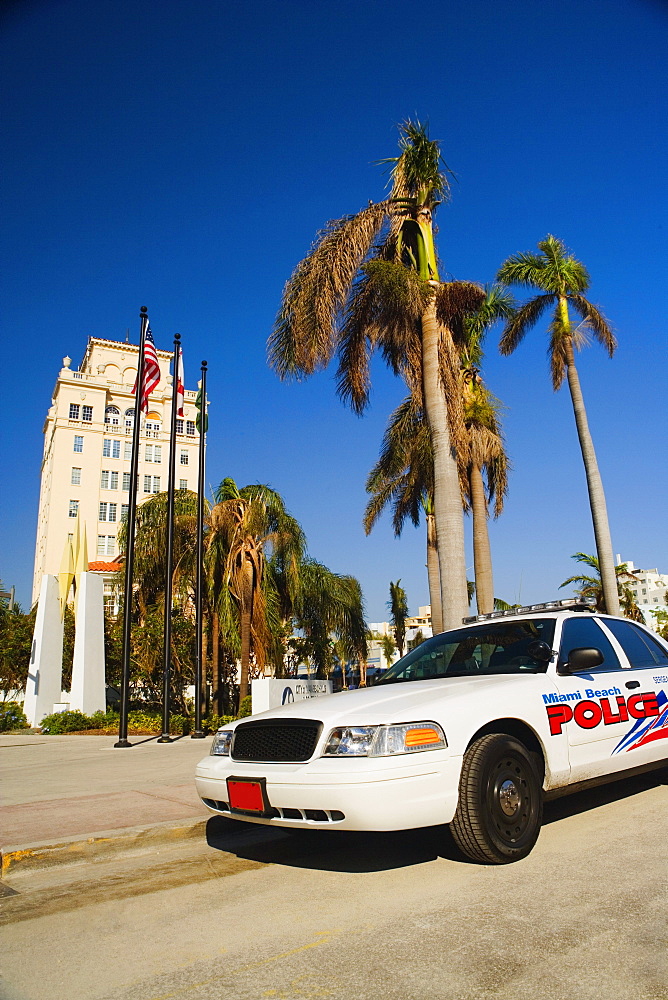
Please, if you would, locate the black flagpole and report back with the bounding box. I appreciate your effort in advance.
[192,361,208,738]
[115,307,149,748]
[158,333,181,743]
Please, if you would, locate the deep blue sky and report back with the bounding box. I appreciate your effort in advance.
[2,0,666,620]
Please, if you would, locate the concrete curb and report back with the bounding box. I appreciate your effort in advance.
[1,815,209,876]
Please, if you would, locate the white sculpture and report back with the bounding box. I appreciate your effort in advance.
[25,517,106,726]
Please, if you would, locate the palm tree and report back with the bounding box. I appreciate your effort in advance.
[293,559,367,679]
[497,235,620,615]
[206,479,305,704]
[559,552,641,619]
[462,374,508,614]
[363,394,444,634]
[388,579,409,656]
[119,489,200,616]
[269,120,484,629]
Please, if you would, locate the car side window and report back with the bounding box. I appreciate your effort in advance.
[558,617,622,672]
[602,618,668,668]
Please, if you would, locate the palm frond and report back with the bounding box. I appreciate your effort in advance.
[337,261,426,412]
[381,119,455,208]
[569,295,616,356]
[268,203,389,380]
[496,252,548,289]
[498,294,555,355]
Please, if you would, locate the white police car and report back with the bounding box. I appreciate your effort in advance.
[195,600,668,863]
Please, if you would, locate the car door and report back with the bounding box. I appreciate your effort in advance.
[597,617,668,766]
[550,615,658,780]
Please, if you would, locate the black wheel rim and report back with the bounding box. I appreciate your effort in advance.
[485,752,537,849]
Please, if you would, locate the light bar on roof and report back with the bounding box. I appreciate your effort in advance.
[461,597,596,625]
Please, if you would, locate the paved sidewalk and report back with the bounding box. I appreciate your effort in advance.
[0,732,214,873]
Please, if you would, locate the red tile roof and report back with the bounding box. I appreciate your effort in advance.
[88,561,123,572]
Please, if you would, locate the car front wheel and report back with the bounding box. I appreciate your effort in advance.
[450,733,543,864]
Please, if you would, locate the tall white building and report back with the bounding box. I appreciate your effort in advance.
[33,336,201,605]
[616,557,667,629]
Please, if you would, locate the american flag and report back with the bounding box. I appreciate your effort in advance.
[135,325,161,412]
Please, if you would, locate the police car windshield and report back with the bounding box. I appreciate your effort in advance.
[378,619,556,684]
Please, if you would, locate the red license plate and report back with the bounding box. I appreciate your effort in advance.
[227,777,270,814]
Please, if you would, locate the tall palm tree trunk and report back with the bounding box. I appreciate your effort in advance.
[239,605,251,703]
[426,511,443,634]
[469,464,494,614]
[562,328,620,616]
[421,298,468,628]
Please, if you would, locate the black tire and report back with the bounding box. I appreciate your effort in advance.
[450,733,543,864]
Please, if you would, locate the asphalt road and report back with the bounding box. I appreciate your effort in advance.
[2,767,667,1000]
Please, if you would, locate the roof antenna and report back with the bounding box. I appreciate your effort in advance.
[125,327,130,343]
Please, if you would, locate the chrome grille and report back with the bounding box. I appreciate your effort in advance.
[231,719,322,762]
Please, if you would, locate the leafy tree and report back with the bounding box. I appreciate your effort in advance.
[0,599,35,700]
[269,120,485,628]
[388,579,409,656]
[497,236,620,615]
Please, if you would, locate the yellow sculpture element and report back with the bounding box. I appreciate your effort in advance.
[57,512,89,617]
[57,536,75,618]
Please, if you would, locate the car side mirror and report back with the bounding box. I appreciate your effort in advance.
[559,647,604,674]
[527,640,553,663]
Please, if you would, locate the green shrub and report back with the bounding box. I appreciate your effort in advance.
[0,702,29,732]
[204,714,235,731]
[238,695,253,718]
[40,710,96,734]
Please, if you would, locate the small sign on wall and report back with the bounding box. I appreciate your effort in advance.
[251,678,333,715]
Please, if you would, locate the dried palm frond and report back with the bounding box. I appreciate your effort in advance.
[269,203,389,379]
[435,281,485,324]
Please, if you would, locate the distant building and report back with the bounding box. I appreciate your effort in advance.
[616,557,667,630]
[33,337,201,605]
[367,605,434,669]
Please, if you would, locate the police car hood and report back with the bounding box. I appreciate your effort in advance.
[234,674,541,728]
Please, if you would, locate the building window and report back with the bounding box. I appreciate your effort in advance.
[71,467,81,486]
[145,444,153,462]
[99,502,117,522]
[103,438,121,458]
[186,420,196,436]
[179,479,188,490]
[175,419,184,434]
[121,503,129,521]
[153,444,162,463]
[73,435,84,453]
[101,470,109,489]
[105,406,120,425]
[180,450,189,466]
[125,407,135,427]
[122,472,131,491]
[82,405,93,422]
[143,475,161,494]
[69,499,79,518]
[97,535,116,556]
[69,403,80,420]
[145,420,161,437]
[124,441,132,460]
[110,471,118,489]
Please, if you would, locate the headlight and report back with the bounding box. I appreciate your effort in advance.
[210,730,233,756]
[323,722,446,757]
